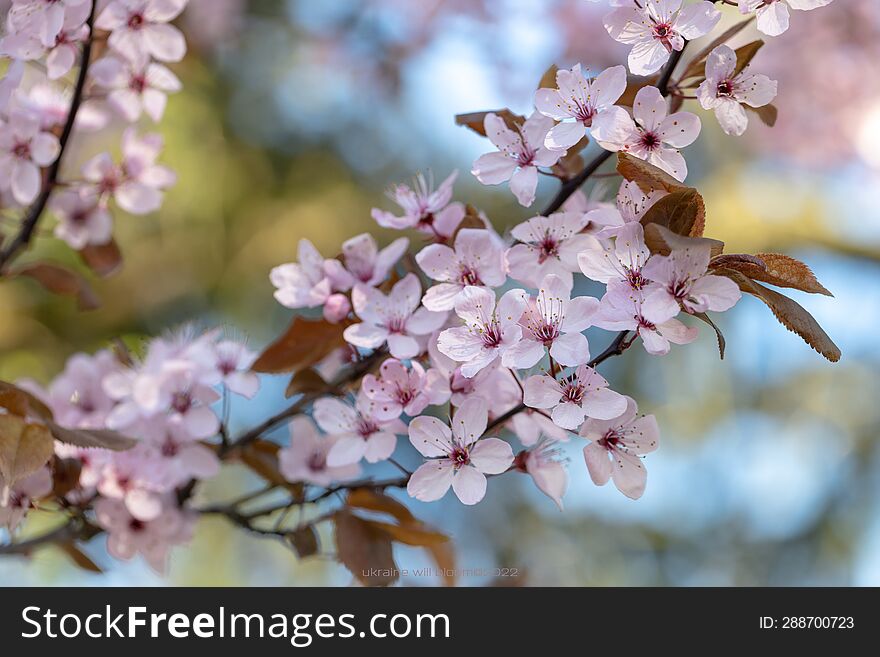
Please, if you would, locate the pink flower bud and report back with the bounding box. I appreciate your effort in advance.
[323,293,351,323]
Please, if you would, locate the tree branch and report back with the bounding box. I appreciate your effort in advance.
[0,3,98,272]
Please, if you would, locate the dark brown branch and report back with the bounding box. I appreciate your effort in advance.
[0,3,98,271]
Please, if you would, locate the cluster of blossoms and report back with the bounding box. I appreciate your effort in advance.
[0,0,185,249]
[0,1,841,577]
[4,329,258,571]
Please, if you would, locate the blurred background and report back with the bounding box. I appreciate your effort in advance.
[1,0,879,586]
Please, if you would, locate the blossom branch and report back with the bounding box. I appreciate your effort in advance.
[0,3,98,272]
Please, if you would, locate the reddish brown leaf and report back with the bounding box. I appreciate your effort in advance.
[454,109,525,136]
[45,421,137,451]
[253,316,348,374]
[287,525,320,558]
[716,268,841,362]
[52,457,83,497]
[682,17,755,79]
[79,239,123,278]
[616,152,689,194]
[537,64,558,91]
[237,439,294,489]
[0,414,54,488]
[643,223,724,259]
[693,312,726,360]
[639,188,706,238]
[714,253,832,296]
[732,40,764,78]
[0,381,54,421]
[334,510,399,587]
[746,103,777,127]
[14,262,100,310]
[371,520,450,547]
[426,540,456,587]
[284,369,328,399]
[347,488,417,525]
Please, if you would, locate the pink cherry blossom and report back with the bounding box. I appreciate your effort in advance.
[503,274,599,369]
[415,228,506,311]
[581,396,659,500]
[428,336,515,409]
[594,286,698,355]
[436,286,529,378]
[0,110,60,204]
[616,179,667,224]
[578,222,652,294]
[35,348,120,429]
[278,415,361,486]
[471,111,563,207]
[138,418,221,489]
[96,447,166,521]
[739,0,834,37]
[81,128,176,214]
[6,0,89,50]
[371,170,464,239]
[596,85,700,181]
[641,241,741,316]
[523,364,628,430]
[323,233,409,290]
[697,45,778,136]
[534,63,631,150]
[515,439,568,511]
[0,0,90,79]
[506,211,594,288]
[51,188,113,249]
[270,238,333,309]
[96,0,189,64]
[89,55,182,122]
[407,397,514,505]
[604,0,721,76]
[95,495,196,573]
[362,358,450,421]
[344,273,447,359]
[0,467,52,531]
[209,339,259,398]
[313,393,405,466]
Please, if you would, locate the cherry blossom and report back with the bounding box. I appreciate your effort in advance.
[0,467,51,531]
[596,85,700,181]
[362,358,450,421]
[81,128,176,215]
[616,179,666,224]
[407,398,514,505]
[96,0,189,64]
[323,293,351,324]
[323,233,408,290]
[139,418,221,489]
[506,211,594,289]
[344,273,447,359]
[471,111,563,207]
[604,0,721,76]
[278,416,361,486]
[0,110,60,204]
[51,188,113,249]
[739,0,834,37]
[96,448,166,521]
[515,439,568,511]
[578,222,652,294]
[415,228,506,311]
[28,348,119,429]
[208,339,260,398]
[523,364,628,430]
[95,495,196,573]
[581,396,659,499]
[371,170,464,239]
[534,63,631,150]
[89,55,182,122]
[270,238,333,309]
[428,336,515,409]
[436,286,529,378]
[5,0,89,50]
[503,274,599,369]
[0,0,90,79]
[594,286,698,355]
[641,241,742,316]
[697,45,778,136]
[313,393,405,466]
